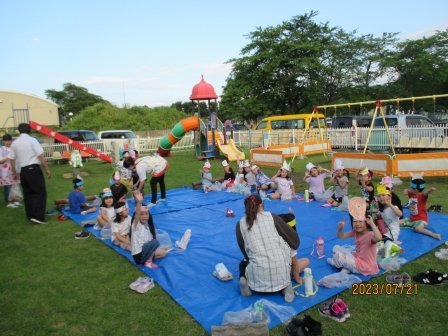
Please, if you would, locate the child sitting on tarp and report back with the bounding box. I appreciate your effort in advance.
[68,177,97,239]
[252,164,275,198]
[401,173,441,240]
[111,201,131,251]
[220,160,235,189]
[201,160,221,192]
[131,190,168,268]
[270,161,294,200]
[376,184,403,258]
[96,188,115,229]
[303,162,331,201]
[243,160,256,193]
[356,167,375,209]
[326,159,349,207]
[380,176,403,224]
[327,197,382,276]
[110,171,128,206]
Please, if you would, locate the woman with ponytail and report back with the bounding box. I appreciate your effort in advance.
[236,194,299,302]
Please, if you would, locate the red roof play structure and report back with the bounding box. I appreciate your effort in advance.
[189,75,218,100]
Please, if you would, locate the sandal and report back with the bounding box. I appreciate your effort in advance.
[414,269,448,285]
[333,298,350,319]
[318,301,346,322]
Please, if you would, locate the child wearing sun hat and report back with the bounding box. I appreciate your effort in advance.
[326,159,349,206]
[201,160,214,192]
[221,160,235,188]
[270,161,294,200]
[303,162,331,200]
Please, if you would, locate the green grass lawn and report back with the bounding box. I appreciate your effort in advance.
[1,150,447,336]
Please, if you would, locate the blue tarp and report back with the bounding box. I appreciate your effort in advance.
[64,188,448,334]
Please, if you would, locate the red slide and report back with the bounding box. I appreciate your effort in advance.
[29,121,112,163]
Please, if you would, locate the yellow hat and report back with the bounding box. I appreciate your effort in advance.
[376,184,391,196]
[359,167,369,175]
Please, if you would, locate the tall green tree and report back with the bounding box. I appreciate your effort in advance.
[65,103,186,131]
[219,11,398,121]
[383,29,448,110]
[45,83,108,117]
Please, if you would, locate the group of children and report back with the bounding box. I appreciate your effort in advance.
[326,167,441,277]
[66,151,442,280]
[68,164,168,268]
[200,159,295,200]
[200,157,442,279]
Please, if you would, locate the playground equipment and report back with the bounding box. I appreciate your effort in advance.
[251,107,330,166]
[157,116,200,156]
[189,76,245,161]
[317,94,448,177]
[29,121,112,163]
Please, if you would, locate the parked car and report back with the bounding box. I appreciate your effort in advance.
[370,114,444,150]
[330,115,373,128]
[373,114,443,136]
[55,130,98,143]
[98,130,137,139]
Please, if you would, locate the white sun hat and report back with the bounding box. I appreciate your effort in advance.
[306,162,316,172]
[333,158,344,171]
[281,160,291,172]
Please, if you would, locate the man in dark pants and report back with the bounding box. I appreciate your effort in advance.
[9,123,51,224]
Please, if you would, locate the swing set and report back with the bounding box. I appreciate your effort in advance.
[316,94,448,177]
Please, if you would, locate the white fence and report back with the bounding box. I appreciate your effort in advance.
[42,133,195,160]
[41,126,448,161]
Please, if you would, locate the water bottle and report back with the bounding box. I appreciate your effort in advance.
[304,189,309,203]
[176,229,191,250]
[316,236,325,258]
[252,301,264,322]
[304,268,314,296]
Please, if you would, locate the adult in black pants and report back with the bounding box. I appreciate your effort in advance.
[123,154,169,206]
[9,123,51,224]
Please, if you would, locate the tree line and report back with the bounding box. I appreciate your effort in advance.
[46,11,448,130]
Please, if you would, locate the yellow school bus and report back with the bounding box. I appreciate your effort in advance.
[254,113,326,131]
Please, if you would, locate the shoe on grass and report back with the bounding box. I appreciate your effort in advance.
[318,301,346,322]
[333,298,350,319]
[6,203,18,208]
[30,218,48,225]
[134,277,155,294]
[129,276,153,292]
[74,231,90,240]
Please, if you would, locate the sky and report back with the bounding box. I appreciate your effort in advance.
[2,0,447,108]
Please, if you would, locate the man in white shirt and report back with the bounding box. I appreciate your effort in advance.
[9,123,51,224]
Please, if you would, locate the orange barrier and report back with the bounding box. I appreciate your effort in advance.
[332,151,448,177]
[251,140,332,166]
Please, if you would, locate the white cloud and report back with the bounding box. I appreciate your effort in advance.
[31,37,40,43]
[401,23,448,40]
[81,61,233,106]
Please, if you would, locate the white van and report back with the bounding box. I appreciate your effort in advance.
[98,130,137,140]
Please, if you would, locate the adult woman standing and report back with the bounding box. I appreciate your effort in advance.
[0,134,19,208]
[236,194,299,302]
